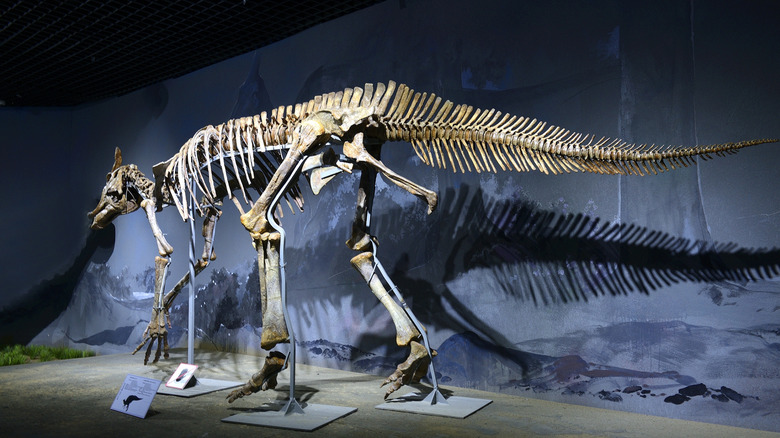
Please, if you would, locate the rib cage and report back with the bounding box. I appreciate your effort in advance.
[160,80,776,220]
[161,82,397,219]
[162,82,400,219]
[163,106,305,219]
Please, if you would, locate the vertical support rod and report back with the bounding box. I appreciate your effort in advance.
[371,244,447,405]
[356,146,445,404]
[157,261,170,315]
[187,182,197,365]
[266,158,307,415]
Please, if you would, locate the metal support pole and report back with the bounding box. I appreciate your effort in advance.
[360,155,446,405]
[370,241,447,405]
[266,159,308,415]
[187,183,197,365]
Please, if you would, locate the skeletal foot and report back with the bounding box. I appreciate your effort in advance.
[381,340,436,399]
[226,351,286,403]
[131,319,169,365]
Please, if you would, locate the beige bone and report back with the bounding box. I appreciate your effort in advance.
[343,132,438,214]
[132,256,170,364]
[351,252,421,346]
[141,199,173,256]
[257,232,289,350]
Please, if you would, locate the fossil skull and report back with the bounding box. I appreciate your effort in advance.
[88,147,143,229]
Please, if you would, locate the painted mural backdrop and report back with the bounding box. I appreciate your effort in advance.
[2,0,779,432]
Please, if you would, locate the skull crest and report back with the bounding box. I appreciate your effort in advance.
[88,147,143,229]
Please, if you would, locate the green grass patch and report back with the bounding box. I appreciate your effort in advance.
[0,345,95,366]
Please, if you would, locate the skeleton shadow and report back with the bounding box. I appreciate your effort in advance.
[164,178,780,378]
[358,184,780,359]
[0,223,116,346]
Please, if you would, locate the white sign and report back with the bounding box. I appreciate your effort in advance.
[165,363,198,389]
[110,374,161,418]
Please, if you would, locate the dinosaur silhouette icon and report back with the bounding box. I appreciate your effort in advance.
[175,368,189,382]
[123,394,142,411]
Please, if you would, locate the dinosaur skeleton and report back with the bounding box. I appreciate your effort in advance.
[88,81,776,401]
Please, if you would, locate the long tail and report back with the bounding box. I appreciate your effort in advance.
[380,82,777,176]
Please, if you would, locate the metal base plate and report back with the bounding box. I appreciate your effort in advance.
[157,378,241,398]
[376,391,492,418]
[221,402,357,431]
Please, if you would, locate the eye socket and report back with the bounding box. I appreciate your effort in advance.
[107,191,122,202]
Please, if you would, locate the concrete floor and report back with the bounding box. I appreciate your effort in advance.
[1,348,777,438]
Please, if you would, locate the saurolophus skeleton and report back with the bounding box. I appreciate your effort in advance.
[88,81,776,401]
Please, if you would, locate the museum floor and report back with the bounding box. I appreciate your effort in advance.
[1,348,777,438]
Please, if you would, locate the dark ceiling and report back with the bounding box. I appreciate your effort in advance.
[0,0,385,107]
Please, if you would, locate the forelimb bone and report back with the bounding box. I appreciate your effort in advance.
[133,207,219,363]
[160,206,220,309]
[141,199,173,256]
[132,256,170,364]
[157,206,220,310]
[200,205,220,261]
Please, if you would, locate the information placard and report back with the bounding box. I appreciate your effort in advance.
[110,374,161,418]
[165,363,198,389]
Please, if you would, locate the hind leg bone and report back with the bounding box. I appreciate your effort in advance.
[347,155,434,399]
[258,231,289,350]
[227,123,327,403]
[224,231,292,403]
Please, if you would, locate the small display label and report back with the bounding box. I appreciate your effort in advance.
[110,374,161,418]
[165,363,198,389]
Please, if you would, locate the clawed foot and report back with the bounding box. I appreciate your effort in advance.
[131,319,169,365]
[381,340,436,399]
[226,351,287,403]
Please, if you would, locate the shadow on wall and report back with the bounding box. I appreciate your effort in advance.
[0,224,116,347]
[352,185,780,353]
[443,186,780,302]
[230,52,273,119]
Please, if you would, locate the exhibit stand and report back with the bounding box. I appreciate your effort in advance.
[157,198,241,397]
[220,289,355,431]
[158,377,243,397]
[375,392,492,418]
[221,163,357,430]
[370,247,491,418]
